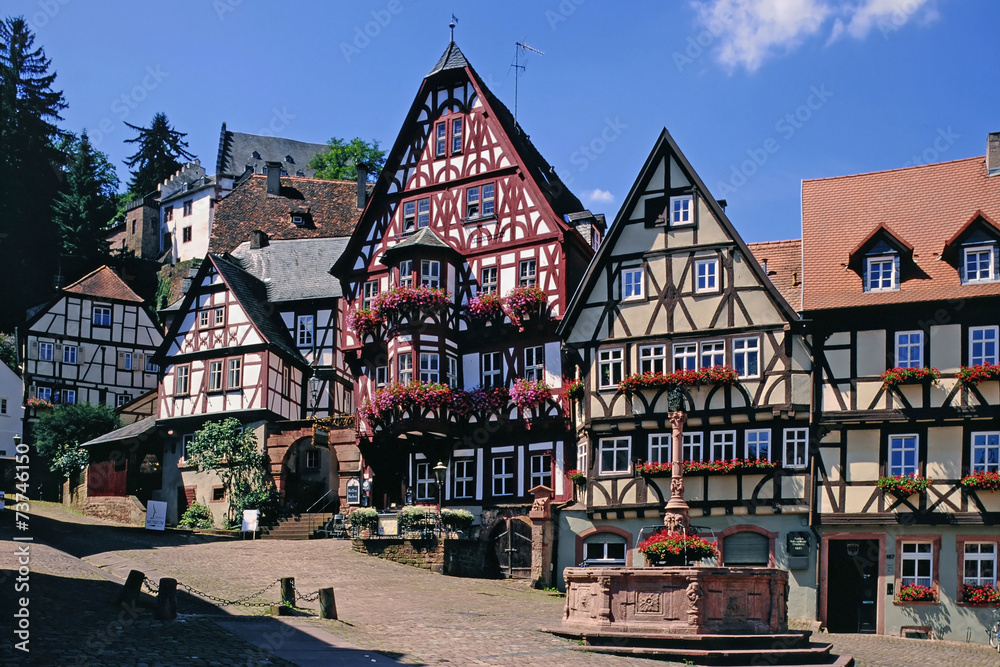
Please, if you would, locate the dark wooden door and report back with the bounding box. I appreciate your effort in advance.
[827,539,879,633]
[493,517,532,579]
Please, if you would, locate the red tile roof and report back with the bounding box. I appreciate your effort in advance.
[801,155,1000,311]
[63,266,144,303]
[747,239,802,310]
[210,174,363,253]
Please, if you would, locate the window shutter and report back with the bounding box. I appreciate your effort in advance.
[893,256,900,289]
[862,261,869,292]
[993,246,999,282]
[28,385,36,399]
[117,351,125,370]
[29,340,37,359]
[722,532,769,566]
[55,343,63,360]
[959,250,967,284]
[135,353,144,371]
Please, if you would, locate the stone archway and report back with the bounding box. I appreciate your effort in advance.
[488,516,533,579]
[278,436,330,512]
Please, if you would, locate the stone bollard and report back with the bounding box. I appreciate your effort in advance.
[318,587,337,620]
[280,577,295,608]
[117,570,145,606]
[155,578,177,621]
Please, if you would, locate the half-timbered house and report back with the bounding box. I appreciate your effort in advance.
[802,134,1000,640]
[557,130,815,616]
[332,40,601,574]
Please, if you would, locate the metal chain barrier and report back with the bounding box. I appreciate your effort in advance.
[178,577,283,608]
[294,582,321,603]
[142,576,159,595]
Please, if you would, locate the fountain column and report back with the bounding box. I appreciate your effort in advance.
[663,388,689,533]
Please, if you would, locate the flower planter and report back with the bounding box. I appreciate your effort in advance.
[877,474,930,497]
[881,366,940,390]
[895,584,936,603]
[956,363,1000,385]
[961,584,1000,605]
[637,531,718,566]
[961,471,1000,492]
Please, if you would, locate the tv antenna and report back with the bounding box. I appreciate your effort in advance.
[512,40,544,122]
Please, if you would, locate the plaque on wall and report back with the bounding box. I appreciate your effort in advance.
[346,478,360,505]
[786,531,810,557]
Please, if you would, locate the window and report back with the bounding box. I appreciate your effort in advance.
[38,342,53,361]
[176,365,190,395]
[183,200,193,216]
[901,542,933,588]
[36,387,52,402]
[482,352,502,387]
[214,307,225,326]
[164,205,174,222]
[398,260,412,288]
[669,195,693,226]
[282,366,292,396]
[711,431,736,461]
[865,255,897,292]
[598,349,623,389]
[363,281,379,309]
[451,117,463,154]
[895,331,923,369]
[683,432,704,462]
[453,459,474,499]
[783,428,809,469]
[577,440,588,477]
[420,260,440,288]
[60,389,76,405]
[492,456,514,496]
[60,345,76,364]
[673,344,697,371]
[0,398,6,414]
[482,183,495,216]
[972,432,999,473]
[733,337,760,378]
[93,306,111,327]
[888,434,918,477]
[466,186,480,218]
[212,487,226,501]
[434,121,446,157]
[622,267,643,300]
[180,434,194,460]
[297,315,314,348]
[209,360,224,391]
[398,352,413,383]
[480,266,497,294]
[417,198,430,228]
[583,534,627,566]
[132,219,137,234]
[415,462,434,501]
[963,543,996,587]
[227,358,242,389]
[525,346,544,381]
[116,393,130,407]
[446,355,458,388]
[745,429,770,461]
[963,246,995,284]
[199,310,210,328]
[403,201,416,231]
[700,341,725,368]
[305,450,320,470]
[649,434,671,464]
[970,326,998,366]
[530,453,551,489]
[375,365,387,387]
[695,258,718,293]
[639,344,667,374]
[182,227,192,243]
[120,352,133,371]
[599,437,631,475]
[519,259,537,287]
[145,357,159,373]
[419,352,439,383]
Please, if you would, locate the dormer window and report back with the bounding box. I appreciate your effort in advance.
[285,155,294,163]
[291,214,305,226]
[963,245,997,284]
[669,195,693,226]
[850,226,912,293]
[865,255,898,292]
[252,151,261,160]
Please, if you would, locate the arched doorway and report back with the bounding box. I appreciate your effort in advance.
[489,516,533,579]
[280,437,331,512]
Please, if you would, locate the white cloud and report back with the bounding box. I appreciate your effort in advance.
[842,0,933,39]
[584,188,614,203]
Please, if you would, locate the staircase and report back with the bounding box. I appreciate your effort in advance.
[260,513,334,540]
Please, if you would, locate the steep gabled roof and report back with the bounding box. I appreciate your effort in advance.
[428,41,469,75]
[63,266,144,303]
[215,123,328,179]
[559,129,800,337]
[802,155,1000,311]
[747,239,803,312]
[229,237,349,302]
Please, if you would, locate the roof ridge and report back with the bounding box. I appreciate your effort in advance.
[244,174,358,186]
[803,155,985,183]
[747,239,801,247]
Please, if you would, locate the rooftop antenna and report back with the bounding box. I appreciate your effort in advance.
[512,40,544,123]
[449,14,457,42]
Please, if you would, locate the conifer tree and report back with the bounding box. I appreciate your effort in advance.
[123,112,195,197]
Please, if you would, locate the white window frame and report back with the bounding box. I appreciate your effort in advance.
[901,542,933,588]
[673,343,697,371]
[598,348,623,389]
[227,357,242,389]
[577,440,588,477]
[583,534,627,565]
[63,345,77,364]
[214,306,225,326]
[519,259,537,287]
[480,266,497,294]
[398,260,413,287]
[434,122,446,158]
[865,255,897,292]
[208,360,224,391]
[296,315,314,348]
[122,352,133,371]
[711,431,736,461]
[700,341,725,368]
[669,194,693,226]
[116,393,130,407]
[451,117,463,154]
[0,398,6,414]
[783,428,809,469]
[36,387,52,402]
[145,357,159,373]
[971,431,1000,473]
[175,364,190,395]
[598,436,631,475]
[415,461,434,501]
[492,456,514,496]
[398,352,413,384]
[419,352,439,383]
[525,346,544,381]
[888,434,918,477]
[446,355,458,388]
[648,433,671,464]
[683,432,703,462]
[639,344,667,374]
[694,257,719,293]
[466,185,480,219]
[38,342,53,362]
[417,198,430,228]
[733,336,760,378]
[93,305,112,326]
[895,331,923,369]
[969,326,999,366]
[482,351,502,387]
[529,453,551,489]
[622,267,644,301]
[963,543,997,587]
[482,183,495,216]
[963,245,995,284]
[375,365,387,387]
[403,200,416,231]
[453,459,474,499]
[744,429,771,461]
[420,260,440,288]
[61,389,76,405]
[363,280,379,309]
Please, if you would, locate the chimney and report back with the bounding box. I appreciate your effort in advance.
[250,230,269,249]
[988,132,1000,176]
[356,164,368,209]
[265,161,282,195]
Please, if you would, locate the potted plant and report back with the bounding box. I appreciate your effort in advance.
[961,583,1000,605]
[960,470,1000,492]
[895,583,936,603]
[503,286,548,322]
[877,473,931,497]
[440,508,474,535]
[397,505,435,536]
[637,531,718,567]
[564,379,584,401]
[348,507,378,537]
[346,308,380,340]
[26,397,54,410]
[372,286,451,325]
[510,378,550,413]
[880,366,940,389]
[467,293,504,324]
[566,469,586,484]
[956,363,1000,385]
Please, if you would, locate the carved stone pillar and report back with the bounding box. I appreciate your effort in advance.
[663,409,690,532]
[528,485,554,588]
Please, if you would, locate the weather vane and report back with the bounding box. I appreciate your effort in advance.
[450,14,458,42]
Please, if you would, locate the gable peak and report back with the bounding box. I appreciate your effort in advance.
[428,41,470,76]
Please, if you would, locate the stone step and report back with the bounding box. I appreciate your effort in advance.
[260,513,335,540]
[571,643,848,666]
[579,630,814,650]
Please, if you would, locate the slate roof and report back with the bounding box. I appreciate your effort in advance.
[210,174,363,253]
[229,237,349,302]
[215,123,328,179]
[747,239,803,311]
[801,155,1000,311]
[63,266,144,303]
[379,227,461,266]
[81,417,158,447]
[428,41,470,75]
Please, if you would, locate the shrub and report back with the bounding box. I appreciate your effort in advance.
[178,502,214,529]
[440,508,474,530]
[396,505,434,532]
[349,507,378,528]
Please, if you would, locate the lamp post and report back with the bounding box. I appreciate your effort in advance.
[309,376,321,416]
[432,460,447,515]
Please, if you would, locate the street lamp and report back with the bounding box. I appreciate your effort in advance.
[432,460,447,514]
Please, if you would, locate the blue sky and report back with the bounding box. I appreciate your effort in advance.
[7,0,996,243]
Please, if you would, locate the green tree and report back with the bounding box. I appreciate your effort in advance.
[0,16,67,330]
[308,137,385,181]
[33,403,121,479]
[0,332,17,373]
[186,418,279,528]
[52,131,120,267]
[123,112,195,197]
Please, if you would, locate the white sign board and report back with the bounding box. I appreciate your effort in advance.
[242,509,260,532]
[145,500,167,531]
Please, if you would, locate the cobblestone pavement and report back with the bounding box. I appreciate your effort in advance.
[5,503,1000,666]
